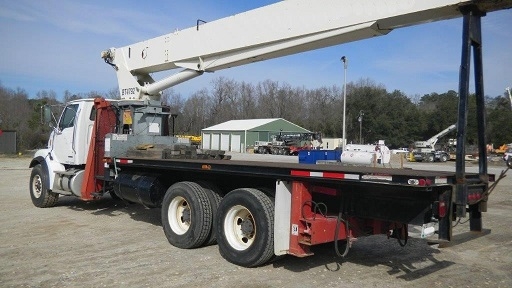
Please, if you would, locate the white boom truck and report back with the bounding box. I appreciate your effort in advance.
[30,0,511,267]
[413,124,457,162]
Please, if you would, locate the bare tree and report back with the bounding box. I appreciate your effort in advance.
[209,77,239,123]
[256,80,280,118]
[239,81,258,119]
[180,89,211,135]
[106,87,121,99]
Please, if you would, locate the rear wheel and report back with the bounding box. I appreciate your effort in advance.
[216,188,274,267]
[427,154,435,162]
[440,154,448,162]
[161,182,212,249]
[30,164,59,208]
[197,181,223,246]
[507,156,512,168]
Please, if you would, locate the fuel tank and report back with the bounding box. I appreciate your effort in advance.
[113,172,166,208]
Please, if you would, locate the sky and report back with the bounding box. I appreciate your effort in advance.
[0,0,511,100]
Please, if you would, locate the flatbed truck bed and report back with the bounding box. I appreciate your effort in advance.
[96,155,493,266]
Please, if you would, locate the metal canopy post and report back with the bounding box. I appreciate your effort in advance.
[455,6,487,231]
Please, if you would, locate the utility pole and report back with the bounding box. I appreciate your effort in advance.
[358,110,364,144]
[341,56,347,150]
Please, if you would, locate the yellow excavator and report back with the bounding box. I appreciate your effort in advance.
[177,135,202,146]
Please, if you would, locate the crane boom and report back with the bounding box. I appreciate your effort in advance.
[101,0,512,100]
[415,124,457,149]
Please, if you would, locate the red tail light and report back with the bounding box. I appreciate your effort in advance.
[438,201,447,218]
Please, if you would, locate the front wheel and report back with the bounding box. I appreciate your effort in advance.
[30,164,59,208]
[216,188,274,267]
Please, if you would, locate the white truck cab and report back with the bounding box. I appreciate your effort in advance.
[30,99,97,204]
[48,99,96,165]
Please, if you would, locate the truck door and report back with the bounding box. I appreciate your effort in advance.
[52,104,79,164]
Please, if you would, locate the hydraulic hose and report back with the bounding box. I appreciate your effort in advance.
[334,211,350,258]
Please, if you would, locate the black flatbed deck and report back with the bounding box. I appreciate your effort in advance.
[114,157,479,186]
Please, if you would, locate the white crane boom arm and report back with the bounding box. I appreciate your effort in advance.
[101,0,512,100]
[415,124,457,148]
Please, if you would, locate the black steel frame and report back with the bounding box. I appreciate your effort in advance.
[455,6,488,231]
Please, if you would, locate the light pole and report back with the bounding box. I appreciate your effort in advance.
[358,110,364,144]
[341,56,348,150]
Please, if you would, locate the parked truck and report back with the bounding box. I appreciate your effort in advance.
[411,124,456,162]
[29,0,511,267]
[254,132,322,155]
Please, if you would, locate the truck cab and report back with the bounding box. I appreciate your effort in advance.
[29,99,97,203]
[48,99,96,166]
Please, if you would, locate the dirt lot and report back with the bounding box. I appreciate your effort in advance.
[1,155,511,287]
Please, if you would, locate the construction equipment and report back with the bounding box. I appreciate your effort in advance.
[489,143,510,155]
[177,135,202,147]
[254,132,322,155]
[411,124,456,162]
[28,0,511,268]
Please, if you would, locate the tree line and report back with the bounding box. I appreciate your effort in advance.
[0,77,511,152]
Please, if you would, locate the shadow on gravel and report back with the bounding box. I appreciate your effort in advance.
[438,229,491,248]
[58,195,162,227]
[272,235,455,282]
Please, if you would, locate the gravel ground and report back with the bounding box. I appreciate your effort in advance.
[0,155,510,287]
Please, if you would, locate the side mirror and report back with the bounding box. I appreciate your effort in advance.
[41,105,52,125]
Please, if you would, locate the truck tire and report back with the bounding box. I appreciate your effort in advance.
[426,154,435,162]
[161,182,212,249]
[216,188,274,267]
[440,154,448,162]
[196,181,223,246]
[507,156,512,168]
[30,164,59,208]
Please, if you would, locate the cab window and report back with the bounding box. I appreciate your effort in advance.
[58,104,79,130]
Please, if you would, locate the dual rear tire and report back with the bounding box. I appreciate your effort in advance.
[216,188,274,267]
[162,182,214,249]
[161,183,275,267]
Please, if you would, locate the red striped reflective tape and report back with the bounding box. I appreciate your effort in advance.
[291,170,359,180]
[116,159,133,164]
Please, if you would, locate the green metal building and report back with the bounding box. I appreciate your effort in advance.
[201,118,310,153]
